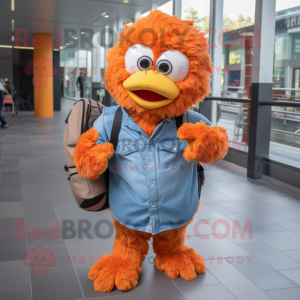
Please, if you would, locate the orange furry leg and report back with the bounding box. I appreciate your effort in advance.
[89,218,151,293]
[153,202,205,281]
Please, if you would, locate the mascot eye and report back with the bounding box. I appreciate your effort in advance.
[125,44,154,74]
[157,60,172,75]
[156,50,190,82]
[137,56,153,71]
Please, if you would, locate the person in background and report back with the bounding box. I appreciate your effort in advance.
[76,72,85,98]
[4,81,15,111]
[0,81,10,128]
[5,81,15,96]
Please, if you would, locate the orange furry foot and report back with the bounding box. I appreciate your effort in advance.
[154,246,206,281]
[88,254,142,293]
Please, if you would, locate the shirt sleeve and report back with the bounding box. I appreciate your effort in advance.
[93,113,108,144]
[186,109,211,126]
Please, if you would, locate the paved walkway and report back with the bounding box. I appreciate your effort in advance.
[0,98,300,300]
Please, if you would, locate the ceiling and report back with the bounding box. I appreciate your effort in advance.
[0,0,171,49]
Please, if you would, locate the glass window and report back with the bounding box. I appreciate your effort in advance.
[212,0,255,152]
[60,48,93,100]
[158,1,173,16]
[182,0,210,31]
[100,45,105,82]
[181,1,210,113]
[222,0,255,98]
[63,50,77,99]
[273,67,286,89]
[269,1,300,167]
[274,33,289,62]
[291,32,300,60]
[269,105,300,168]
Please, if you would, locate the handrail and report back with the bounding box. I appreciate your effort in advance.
[222,87,300,91]
[223,86,244,89]
[260,101,300,108]
[204,96,251,103]
[272,128,300,137]
[272,110,300,116]
[205,97,300,108]
[272,88,300,91]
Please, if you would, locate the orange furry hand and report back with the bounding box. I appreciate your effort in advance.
[73,128,114,180]
[177,122,228,164]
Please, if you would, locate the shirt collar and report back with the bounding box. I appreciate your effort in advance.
[121,107,176,138]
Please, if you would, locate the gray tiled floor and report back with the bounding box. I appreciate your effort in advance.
[1,98,300,300]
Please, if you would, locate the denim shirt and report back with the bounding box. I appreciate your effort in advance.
[94,106,211,234]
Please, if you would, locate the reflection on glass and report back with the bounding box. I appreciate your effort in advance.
[273,7,300,104]
[182,0,210,31]
[269,105,300,168]
[291,32,300,60]
[221,0,255,98]
[60,48,92,100]
[216,101,250,153]
[213,0,255,152]
[158,1,173,16]
[270,1,300,166]
[96,89,105,103]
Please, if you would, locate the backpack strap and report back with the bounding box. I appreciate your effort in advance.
[175,115,183,130]
[110,106,123,150]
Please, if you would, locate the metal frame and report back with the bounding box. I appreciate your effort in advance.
[263,158,300,189]
[172,0,182,18]
[261,101,300,108]
[223,148,248,168]
[205,96,251,104]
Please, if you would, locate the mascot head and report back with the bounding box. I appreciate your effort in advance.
[105,10,213,122]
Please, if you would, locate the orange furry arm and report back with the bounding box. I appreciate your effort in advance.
[177,121,228,164]
[73,127,114,180]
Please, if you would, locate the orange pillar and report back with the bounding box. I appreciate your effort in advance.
[33,33,54,117]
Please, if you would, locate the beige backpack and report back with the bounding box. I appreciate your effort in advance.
[63,98,109,211]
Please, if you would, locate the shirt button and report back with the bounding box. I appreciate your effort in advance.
[149,163,154,167]
[152,205,155,208]
[151,183,155,188]
[149,141,152,145]
[172,146,177,151]
[122,149,125,153]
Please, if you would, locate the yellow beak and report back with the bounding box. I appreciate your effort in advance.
[123,70,180,109]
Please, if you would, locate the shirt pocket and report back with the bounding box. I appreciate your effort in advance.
[158,140,187,168]
[115,140,140,170]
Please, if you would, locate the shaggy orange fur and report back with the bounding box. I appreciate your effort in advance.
[178,122,229,163]
[89,203,203,293]
[105,10,213,133]
[89,217,151,292]
[73,128,114,180]
[73,10,228,293]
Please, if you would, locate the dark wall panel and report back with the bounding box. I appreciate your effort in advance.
[53,50,61,111]
[13,48,34,110]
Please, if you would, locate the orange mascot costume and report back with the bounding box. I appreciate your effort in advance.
[74,11,228,293]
